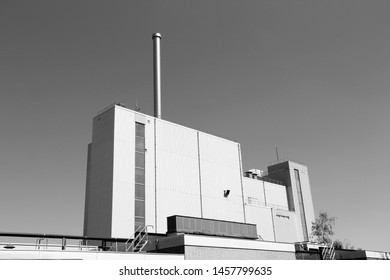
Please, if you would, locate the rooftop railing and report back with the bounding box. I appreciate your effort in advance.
[243,172,286,186]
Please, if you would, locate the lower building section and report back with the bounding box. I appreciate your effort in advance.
[1,232,389,260]
[146,234,296,260]
[0,249,183,260]
[185,246,295,260]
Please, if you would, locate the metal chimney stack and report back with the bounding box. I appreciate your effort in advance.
[152,33,162,119]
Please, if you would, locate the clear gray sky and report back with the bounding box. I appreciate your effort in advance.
[1,0,389,252]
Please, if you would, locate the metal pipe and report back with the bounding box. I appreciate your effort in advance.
[152,33,162,119]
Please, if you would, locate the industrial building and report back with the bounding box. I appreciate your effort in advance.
[1,33,389,260]
[2,102,389,260]
[83,103,315,247]
[78,95,321,260]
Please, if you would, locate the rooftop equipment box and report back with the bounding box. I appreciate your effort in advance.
[167,215,258,239]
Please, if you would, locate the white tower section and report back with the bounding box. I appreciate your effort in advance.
[84,104,245,238]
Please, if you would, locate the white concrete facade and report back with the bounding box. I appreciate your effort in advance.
[0,249,184,260]
[84,104,315,244]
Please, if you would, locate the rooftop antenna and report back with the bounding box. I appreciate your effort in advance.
[152,33,162,119]
[276,146,280,162]
[135,100,141,111]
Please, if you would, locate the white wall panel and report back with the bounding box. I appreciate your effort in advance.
[185,235,295,252]
[264,182,289,210]
[155,120,201,233]
[0,250,184,260]
[273,209,298,243]
[199,133,245,223]
[242,177,266,206]
[111,108,135,238]
[245,205,275,241]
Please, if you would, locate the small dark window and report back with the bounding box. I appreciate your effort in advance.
[135,152,145,168]
[135,200,145,218]
[135,167,145,184]
[135,123,145,137]
[135,137,145,152]
[135,184,145,200]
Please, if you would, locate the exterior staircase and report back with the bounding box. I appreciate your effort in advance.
[125,225,152,253]
[321,242,336,260]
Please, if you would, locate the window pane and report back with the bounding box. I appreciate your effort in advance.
[135,152,145,168]
[134,217,145,231]
[135,184,145,199]
[135,137,145,152]
[135,217,145,225]
[135,123,145,137]
[135,167,145,184]
[135,200,145,217]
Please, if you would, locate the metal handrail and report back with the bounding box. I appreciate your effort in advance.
[321,242,335,260]
[246,198,289,212]
[125,225,153,252]
[1,242,99,251]
[243,173,286,186]
[125,225,143,250]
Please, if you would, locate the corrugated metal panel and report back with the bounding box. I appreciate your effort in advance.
[156,190,202,233]
[185,246,296,260]
[167,216,257,239]
[199,133,245,223]
[155,120,202,233]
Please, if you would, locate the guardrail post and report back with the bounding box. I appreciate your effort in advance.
[61,238,66,250]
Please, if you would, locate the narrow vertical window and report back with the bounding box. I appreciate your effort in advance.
[295,169,308,241]
[135,123,145,231]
